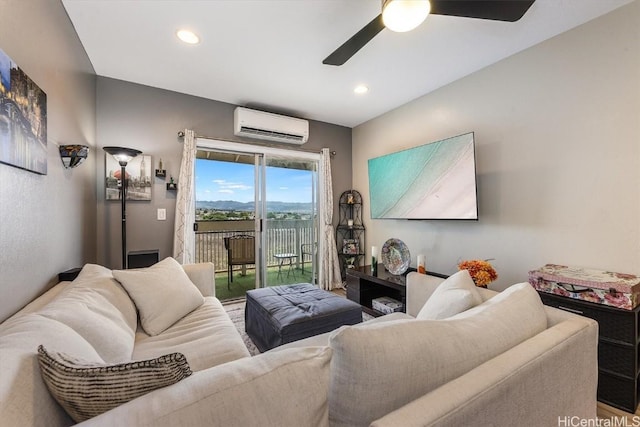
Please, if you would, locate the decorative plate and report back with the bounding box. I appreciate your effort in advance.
[381,238,411,275]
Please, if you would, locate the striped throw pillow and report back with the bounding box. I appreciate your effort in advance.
[37,345,192,422]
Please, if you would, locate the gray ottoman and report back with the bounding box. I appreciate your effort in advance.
[245,284,362,352]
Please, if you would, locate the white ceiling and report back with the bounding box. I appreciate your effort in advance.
[62,0,632,128]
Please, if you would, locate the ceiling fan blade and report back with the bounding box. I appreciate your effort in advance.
[430,0,536,22]
[323,14,385,66]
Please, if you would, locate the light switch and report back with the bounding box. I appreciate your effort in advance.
[157,208,166,221]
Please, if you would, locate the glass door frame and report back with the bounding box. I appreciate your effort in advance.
[196,138,321,289]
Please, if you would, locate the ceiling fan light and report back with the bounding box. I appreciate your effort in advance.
[382,0,431,33]
[176,29,200,44]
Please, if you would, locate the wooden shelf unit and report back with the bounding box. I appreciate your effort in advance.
[346,264,447,317]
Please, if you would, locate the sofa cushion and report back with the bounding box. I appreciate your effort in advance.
[0,314,104,427]
[37,345,192,423]
[73,263,138,332]
[37,286,136,363]
[416,270,482,320]
[81,346,332,427]
[133,296,250,371]
[35,264,138,363]
[328,282,547,427]
[113,257,205,336]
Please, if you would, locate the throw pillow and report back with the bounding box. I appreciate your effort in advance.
[416,269,482,320]
[37,345,192,423]
[113,257,205,336]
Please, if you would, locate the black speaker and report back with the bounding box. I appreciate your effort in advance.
[127,250,159,269]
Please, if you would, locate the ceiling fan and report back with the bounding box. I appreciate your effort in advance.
[323,0,536,66]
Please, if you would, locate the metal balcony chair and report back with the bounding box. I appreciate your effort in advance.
[223,234,255,290]
[301,242,317,274]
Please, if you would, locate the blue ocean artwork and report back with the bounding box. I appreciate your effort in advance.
[368,132,477,220]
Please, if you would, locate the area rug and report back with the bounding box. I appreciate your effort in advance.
[223,300,373,357]
[224,302,260,356]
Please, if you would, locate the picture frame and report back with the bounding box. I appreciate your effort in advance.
[105,154,152,201]
[0,49,47,175]
[343,238,359,255]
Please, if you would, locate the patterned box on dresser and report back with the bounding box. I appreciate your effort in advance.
[528,264,640,310]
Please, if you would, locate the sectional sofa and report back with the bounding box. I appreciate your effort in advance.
[0,259,598,426]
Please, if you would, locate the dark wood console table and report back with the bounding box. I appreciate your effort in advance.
[346,264,448,317]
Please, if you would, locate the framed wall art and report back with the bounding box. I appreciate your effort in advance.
[105,154,152,201]
[0,48,47,175]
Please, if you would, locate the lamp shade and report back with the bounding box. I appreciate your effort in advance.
[103,146,142,165]
[382,0,431,32]
[59,145,90,169]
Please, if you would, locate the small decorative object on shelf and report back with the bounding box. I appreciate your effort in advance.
[166,176,177,190]
[417,254,426,274]
[345,257,356,269]
[343,239,359,255]
[346,192,354,204]
[458,259,498,288]
[155,158,166,177]
[372,296,403,314]
[381,238,410,275]
[371,246,378,276]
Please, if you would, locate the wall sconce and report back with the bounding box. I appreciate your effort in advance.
[59,145,90,168]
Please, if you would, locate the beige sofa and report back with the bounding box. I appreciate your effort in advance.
[0,262,598,427]
[277,272,600,427]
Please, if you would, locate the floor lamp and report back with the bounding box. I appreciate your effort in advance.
[104,146,142,269]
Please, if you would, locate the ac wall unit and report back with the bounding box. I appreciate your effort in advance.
[234,107,309,145]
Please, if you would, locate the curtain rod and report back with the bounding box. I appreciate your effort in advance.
[177,131,336,156]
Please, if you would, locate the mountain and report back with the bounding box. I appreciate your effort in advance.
[196,200,313,213]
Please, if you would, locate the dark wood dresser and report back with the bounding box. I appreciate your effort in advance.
[538,291,640,413]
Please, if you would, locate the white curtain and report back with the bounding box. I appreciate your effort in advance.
[319,148,342,290]
[173,129,196,264]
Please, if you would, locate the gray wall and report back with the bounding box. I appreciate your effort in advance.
[353,1,640,289]
[0,0,97,321]
[96,78,352,269]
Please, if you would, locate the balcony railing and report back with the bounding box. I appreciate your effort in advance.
[195,219,316,273]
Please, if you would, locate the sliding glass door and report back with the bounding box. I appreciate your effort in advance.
[194,141,319,300]
[262,155,317,287]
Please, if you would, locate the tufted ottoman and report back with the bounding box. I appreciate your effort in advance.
[245,283,362,352]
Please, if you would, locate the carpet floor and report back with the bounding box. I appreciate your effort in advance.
[223,300,373,357]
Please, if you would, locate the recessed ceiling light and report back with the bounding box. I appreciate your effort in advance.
[176,29,200,45]
[354,85,369,95]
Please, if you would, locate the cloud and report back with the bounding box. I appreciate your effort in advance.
[219,189,233,194]
[226,184,251,190]
[279,186,289,190]
[213,179,251,191]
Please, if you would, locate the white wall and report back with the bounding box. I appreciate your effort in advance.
[353,1,640,290]
[0,0,97,321]
[96,78,352,269]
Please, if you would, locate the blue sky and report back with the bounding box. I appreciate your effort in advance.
[195,159,313,203]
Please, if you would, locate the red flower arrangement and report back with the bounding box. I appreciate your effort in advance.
[458,259,498,288]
